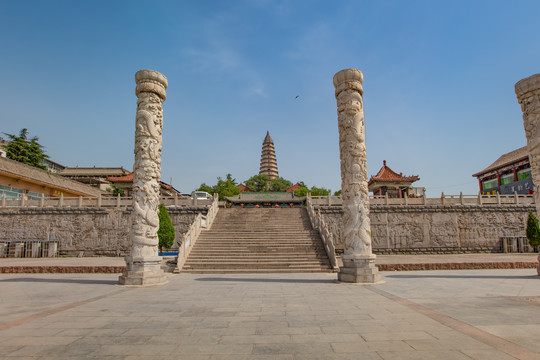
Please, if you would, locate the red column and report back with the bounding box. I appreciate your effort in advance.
[398,187,402,198]
[478,178,483,192]
[513,168,518,182]
[379,188,383,196]
[497,173,501,186]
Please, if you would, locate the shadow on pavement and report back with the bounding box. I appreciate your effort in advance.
[385,274,539,280]
[0,277,118,285]
[195,277,339,284]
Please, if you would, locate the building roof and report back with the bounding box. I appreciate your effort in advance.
[106,172,181,194]
[286,184,303,192]
[60,167,131,177]
[472,146,529,177]
[368,160,419,185]
[236,184,251,192]
[0,156,104,197]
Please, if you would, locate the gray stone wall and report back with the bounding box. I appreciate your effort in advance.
[0,207,207,256]
[319,205,534,254]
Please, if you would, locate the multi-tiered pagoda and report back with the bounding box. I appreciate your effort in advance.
[259,131,278,180]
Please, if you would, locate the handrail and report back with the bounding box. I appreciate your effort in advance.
[174,213,203,272]
[174,194,219,273]
[0,194,213,208]
[305,193,338,270]
[308,193,534,207]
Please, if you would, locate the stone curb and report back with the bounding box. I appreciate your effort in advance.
[377,262,538,271]
[0,262,538,273]
[0,266,126,273]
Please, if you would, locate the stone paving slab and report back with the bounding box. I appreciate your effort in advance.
[1,269,540,359]
[0,253,538,273]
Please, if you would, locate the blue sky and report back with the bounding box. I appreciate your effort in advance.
[1,0,539,196]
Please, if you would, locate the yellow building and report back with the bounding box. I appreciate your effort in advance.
[0,156,104,199]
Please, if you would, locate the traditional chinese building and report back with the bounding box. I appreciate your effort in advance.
[472,146,533,195]
[368,160,421,198]
[106,172,182,197]
[259,131,278,180]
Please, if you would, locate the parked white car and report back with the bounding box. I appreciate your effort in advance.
[191,191,213,200]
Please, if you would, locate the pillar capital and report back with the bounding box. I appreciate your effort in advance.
[515,74,540,102]
[135,69,168,101]
[333,68,363,98]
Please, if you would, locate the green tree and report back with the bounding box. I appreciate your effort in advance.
[3,128,48,169]
[245,174,270,192]
[334,190,342,196]
[213,174,241,200]
[158,203,175,255]
[270,177,293,192]
[293,186,309,197]
[526,210,540,250]
[196,183,214,195]
[293,185,331,197]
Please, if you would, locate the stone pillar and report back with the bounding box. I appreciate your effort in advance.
[516,74,540,215]
[333,68,380,283]
[119,69,168,286]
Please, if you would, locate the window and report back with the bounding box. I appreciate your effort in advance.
[500,173,514,185]
[518,169,531,181]
[482,179,497,190]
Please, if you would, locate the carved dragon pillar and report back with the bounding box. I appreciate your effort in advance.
[515,73,540,276]
[516,74,540,215]
[333,68,381,283]
[119,69,168,286]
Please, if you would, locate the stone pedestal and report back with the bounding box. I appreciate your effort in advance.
[338,254,380,283]
[334,68,381,284]
[119,256,166,286]
[118,69,168,286]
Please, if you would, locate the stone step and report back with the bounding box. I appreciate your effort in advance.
[182,207,332,274]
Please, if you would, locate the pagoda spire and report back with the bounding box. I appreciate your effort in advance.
[259,131,279,180]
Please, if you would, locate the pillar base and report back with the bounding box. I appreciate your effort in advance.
[338,254,382,283]
[118,256,168,286]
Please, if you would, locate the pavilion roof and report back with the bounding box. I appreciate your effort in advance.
[60,167,131,177]
[472,146,529,177]
[368,160,419,185]
[106,172,181,194]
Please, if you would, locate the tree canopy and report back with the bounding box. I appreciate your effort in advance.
[244,174,270,192]
[197,173,241,201]
[294,185,331,197]
[270,177,293,192]
[3,128,48,169]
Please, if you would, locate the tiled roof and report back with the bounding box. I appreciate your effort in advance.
[236,184,251,192]
[368,160,419,185]
[472,146,529,177]
[0,157,104,197]
[60,167,131,177]
[107,172,181,194]
[107,172,134,182]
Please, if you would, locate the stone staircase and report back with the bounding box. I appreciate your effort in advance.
[182,207,334,273]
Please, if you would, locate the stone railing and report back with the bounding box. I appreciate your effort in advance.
[306,194,338,270]
[174,195,219,272]
[0,194,213,209]
[310,193,535,207]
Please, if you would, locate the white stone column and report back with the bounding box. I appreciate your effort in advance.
[516,74,540,215]
[515,73,540,276]
[119,69,168,286]
[333,68,381,283]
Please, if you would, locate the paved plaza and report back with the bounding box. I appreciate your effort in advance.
[1,268,540,359]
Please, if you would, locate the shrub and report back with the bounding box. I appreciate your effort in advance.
[158,204,175,255]
[526,210,540,250]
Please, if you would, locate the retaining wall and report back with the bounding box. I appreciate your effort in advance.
[0,207,207,256]
[318,204,535,254]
